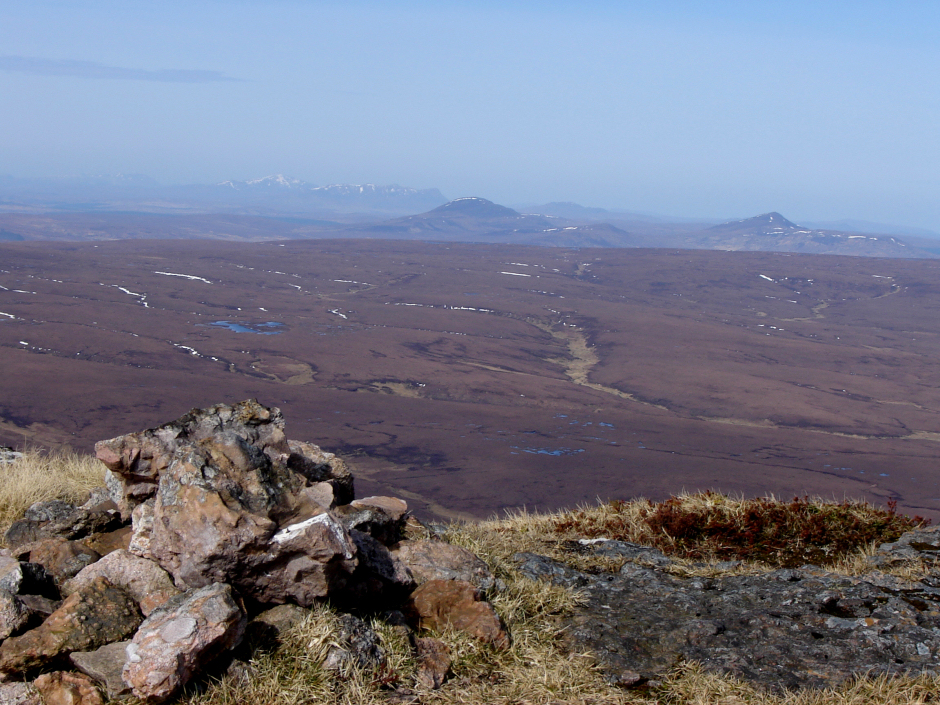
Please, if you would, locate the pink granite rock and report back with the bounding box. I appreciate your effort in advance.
[392,540,494,589]
[123,583,245,703]
[33,671,104,705]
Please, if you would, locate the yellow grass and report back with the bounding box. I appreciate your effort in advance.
[0,448,107,544]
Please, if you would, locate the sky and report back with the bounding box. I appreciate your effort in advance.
[1,0,938,229]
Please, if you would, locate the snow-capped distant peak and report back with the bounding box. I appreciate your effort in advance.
[246,174,306,188]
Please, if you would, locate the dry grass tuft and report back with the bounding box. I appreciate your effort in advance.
[652,663,940,705]
[177,604,390,705]
[0,447,107,544]
[551,492,927,569]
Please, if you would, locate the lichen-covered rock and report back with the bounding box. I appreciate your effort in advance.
[96,399,293,519]
[62,550,180,616]
[123,583,246,704]
[335,505,405,547]
[127,499,154,559]
[409,579,508,649]
[867,525,940,569]
[0,682,39,705]
[0,591,29,641]
[147,440,357,603]
[102,402,359,605]
[0,577,141,677]
[351,496,409,522]
[515,547,940,691]
[32,671,104,705]
[393,540,494,590]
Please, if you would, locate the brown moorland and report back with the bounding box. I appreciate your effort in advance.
[1,238,939,521]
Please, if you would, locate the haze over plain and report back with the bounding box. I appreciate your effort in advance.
[1,1,938,231]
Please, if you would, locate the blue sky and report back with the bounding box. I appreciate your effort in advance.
[1,1,938,229]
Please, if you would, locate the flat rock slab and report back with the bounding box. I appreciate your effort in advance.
[514,551,940,690]
[18,538,100,584]
[70,641,134,700]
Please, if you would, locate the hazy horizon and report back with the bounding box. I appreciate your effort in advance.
[2,1,937,231]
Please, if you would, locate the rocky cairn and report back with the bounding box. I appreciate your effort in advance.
[0,401,502,703]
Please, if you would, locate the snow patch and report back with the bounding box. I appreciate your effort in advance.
[173,344,201,357]
[154,272,212,284]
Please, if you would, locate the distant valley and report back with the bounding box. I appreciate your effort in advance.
[2,238,940,521]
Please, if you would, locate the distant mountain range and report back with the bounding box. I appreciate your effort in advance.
[0,174,937,258]
[210,175,447,213]
[0,174,448,216]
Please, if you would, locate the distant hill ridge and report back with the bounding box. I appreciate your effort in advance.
[344,196,636,248]
[695,211,928,257]
[710,212,803,234]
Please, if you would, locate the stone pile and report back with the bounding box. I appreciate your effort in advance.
[0,401,506,704]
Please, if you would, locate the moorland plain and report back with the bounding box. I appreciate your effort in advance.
[1,238,939,521]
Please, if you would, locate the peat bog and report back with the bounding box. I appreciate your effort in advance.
[1,238,939,521]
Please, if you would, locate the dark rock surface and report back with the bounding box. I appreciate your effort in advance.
[4,501,122,551]
[322,614,386,674]
[515,529,940,691]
